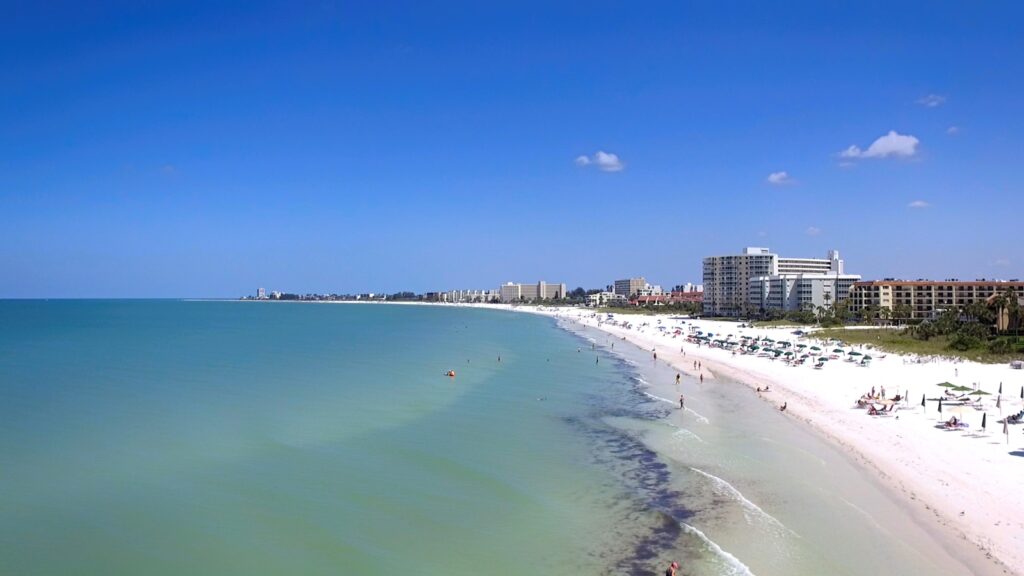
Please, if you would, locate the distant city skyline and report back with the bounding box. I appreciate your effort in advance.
[2,2,1022,298]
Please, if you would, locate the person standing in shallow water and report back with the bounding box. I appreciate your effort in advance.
[679,394,685,410]
[675,373,680,385]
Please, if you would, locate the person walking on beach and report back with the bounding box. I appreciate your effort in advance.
[675,373,681,385]
[679,394,685,410]
[665,561,679,575]
[699,373,704,383]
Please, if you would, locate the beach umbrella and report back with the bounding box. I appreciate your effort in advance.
[954,385,974,393]
[969,390,991,396]
[796,343,807,349]
[784,351,793,356]
[921,394,926,410]
[863,355,873,361]
[833,349,845,354]
[1005,418,1010,444]
[996,395,1001,409]
[938,399,943,414]
[981,413,987,431]
[999,382,1003,394]
[810,346,821,351]
[849,351,863,357]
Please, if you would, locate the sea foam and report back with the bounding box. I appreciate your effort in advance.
[679,522,757,576]
[689,467,794,535]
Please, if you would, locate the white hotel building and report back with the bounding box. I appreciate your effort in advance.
[703,247,860,316]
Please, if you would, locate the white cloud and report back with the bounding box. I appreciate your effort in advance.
[917,94,947,108]
[946,126,959,135]
[766,171,792,185]
[576,150,624,172]
[907,200,930,209]
[806,226,821,236]
[839,130,919,159]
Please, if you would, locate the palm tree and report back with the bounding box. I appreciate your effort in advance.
[879,306,893,325]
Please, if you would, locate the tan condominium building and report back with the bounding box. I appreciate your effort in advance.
[849,280,1024,321]
[703,247,847,316]
[613,277,648,298]
[499,281,568,303]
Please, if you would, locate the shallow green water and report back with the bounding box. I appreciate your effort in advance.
[0,302,992,575]
[1,301,657,575]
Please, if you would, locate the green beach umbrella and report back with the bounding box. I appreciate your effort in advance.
[937,382,957,389]
[848,351,863,357]
[833,349,845,354]
[953,385,974,393]
[862,355,873,361]
[784,351,793,356]
[810,346,821,351]
[969,390,991,396]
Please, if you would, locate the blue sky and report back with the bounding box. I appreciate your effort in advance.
[2,1,1022,297]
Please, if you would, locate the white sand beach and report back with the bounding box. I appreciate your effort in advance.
[475,303,1024,575]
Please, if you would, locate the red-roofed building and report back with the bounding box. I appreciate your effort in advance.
[630,291,704,307]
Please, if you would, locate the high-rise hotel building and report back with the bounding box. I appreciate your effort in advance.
[498,281,568,303]
[703,247,858,316]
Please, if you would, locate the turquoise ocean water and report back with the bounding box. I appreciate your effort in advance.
[0,301,990,575]
[0,301,672,575]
